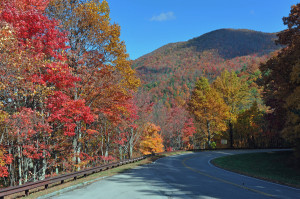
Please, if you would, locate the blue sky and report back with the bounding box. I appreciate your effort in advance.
[108,0,299,60]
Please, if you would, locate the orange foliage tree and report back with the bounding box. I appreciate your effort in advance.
[140,123,164,155]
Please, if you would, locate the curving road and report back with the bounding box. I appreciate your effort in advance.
[51,150,300,199]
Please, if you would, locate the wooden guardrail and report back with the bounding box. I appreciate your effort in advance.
[0,156,146,199]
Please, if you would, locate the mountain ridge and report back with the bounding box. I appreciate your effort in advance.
[132,28,282,145]
[133,28,281,62]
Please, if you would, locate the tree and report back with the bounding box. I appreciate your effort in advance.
[46,0,140,166]
[0,0,148,187]
[47,0,140,91]
[259,3,300,164]
[140,123,164,155]
[213,70,249,148]
[165,106,187,150]
[125,90,153,159]
[182,118,196,149]
[234,102,264,148]
[0,0,84,184]
[188,77,228,148]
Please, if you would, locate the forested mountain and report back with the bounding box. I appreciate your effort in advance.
[132,29,283,150]
[133,29,281,76]
[134,29,280,64]
[185,29,280,59]
[133,29,281,103]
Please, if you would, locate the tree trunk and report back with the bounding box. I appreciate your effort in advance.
[229,121,234,148]
[104,122,109,161]
[128,140,133,159]
[33,160,37,181]
[101,134,104,157]
[24,158,28,183]
[17,146,22,185]
[72,136,78,164]
[55,154,59,174]
[8,147,15,186]
[207,121,211,149]
[77,129,82,170]
[40,150,47,180]
[128,128,134,159]
[105,134,109,162]
[119,145,123,161]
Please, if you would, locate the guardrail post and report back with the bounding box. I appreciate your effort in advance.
[45,184,49,189]
[61,180,64,184]
[84,174,87,177]
[74,176,77,180]
[25,189,29,196]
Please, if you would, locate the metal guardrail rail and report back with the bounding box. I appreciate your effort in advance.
[0,156,146,199]
[0,148,286,198]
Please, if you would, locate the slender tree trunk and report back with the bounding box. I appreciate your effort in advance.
[104,137,109,163]
[40,111,47,179]
[207,121,211,149]
[17,146,22,185]
[105,135,109,158]
[129,143,133,159]
[55,153,59,174]
[229,121,234,148]
[101,134,104,157]
[117,128,122,160]
[8,147,15,186]
[104,122,109,161]
[40,149,47,180]
[24,158,28,183]
[177,131,182,149]
[123,145,127,160]
[77,129,82,170]
[72,136,78,167]
[33,160,37,181]
[119,145,123,161]
[128,128,134,159]
[128,139,133,159]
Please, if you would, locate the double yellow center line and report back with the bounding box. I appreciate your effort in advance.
[181,155,277,198]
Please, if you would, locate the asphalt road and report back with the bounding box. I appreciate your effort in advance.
[51,149,300,199]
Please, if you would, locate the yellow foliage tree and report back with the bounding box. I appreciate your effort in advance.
[188,77,229,148]
[213,70,249,147]
[140,123,164,155]
[47,0,140,91]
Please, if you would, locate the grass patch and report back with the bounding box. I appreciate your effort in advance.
[8,151,191,199]
[211,151,300,188]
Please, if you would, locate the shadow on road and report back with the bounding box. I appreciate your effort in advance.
[104,153,227,199]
